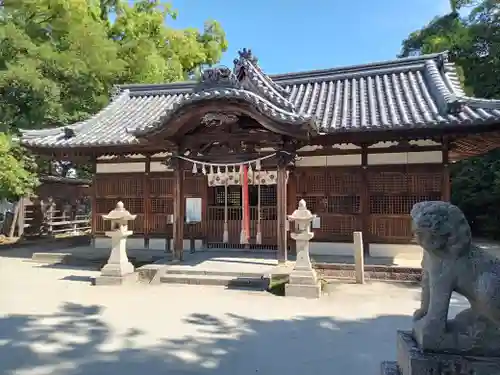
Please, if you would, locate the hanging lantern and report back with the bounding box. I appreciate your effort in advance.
[202,164,207,175]
[256,159,261,170]
[192,163,197,174]
[248,162,252,172]
[209,165,214,174]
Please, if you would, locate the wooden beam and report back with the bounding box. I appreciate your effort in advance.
[90,144,445,165]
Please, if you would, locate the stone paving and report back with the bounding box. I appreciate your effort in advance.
[0,255,469,375]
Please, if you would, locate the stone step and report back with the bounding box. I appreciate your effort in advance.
[163,269,266,278]
[159,273,269,290]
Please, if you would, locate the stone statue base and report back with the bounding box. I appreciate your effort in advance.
[285,269,321,299]
[380,331,500,375]
[415,307,500,356]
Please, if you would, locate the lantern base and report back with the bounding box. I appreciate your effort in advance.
[93,272,138,286]
[285,282,321,299]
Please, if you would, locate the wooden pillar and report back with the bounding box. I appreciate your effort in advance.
[277,153,288,263]
[240,165,250,245]
[287,169,297,255]
[144,155,151,249]
[90,158,97,248]
[442,138,451,202]
[201,174,208,247]
[173,157,185,261]
[360,146,370,256]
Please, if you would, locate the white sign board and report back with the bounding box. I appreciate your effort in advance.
[312,216,321,229]
[185,197,202,223]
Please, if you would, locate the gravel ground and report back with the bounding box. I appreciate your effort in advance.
[0,256,469,375]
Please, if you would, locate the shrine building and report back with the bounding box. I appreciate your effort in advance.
[20,49,500,261]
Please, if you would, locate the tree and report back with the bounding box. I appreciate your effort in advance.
[400,0,500,238]
[109,0,227,83]
[0,133,38,200]
[0,0,124,132]
[0,0,228,189]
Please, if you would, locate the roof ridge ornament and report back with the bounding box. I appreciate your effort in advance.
[233,47,292,102]
[235,48,258,65]
[195,66,241,91]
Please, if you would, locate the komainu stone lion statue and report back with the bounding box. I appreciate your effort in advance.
[411,201,500,356]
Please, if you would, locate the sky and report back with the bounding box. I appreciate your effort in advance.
[169,0,452,74]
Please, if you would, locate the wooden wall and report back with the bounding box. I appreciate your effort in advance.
[93,163,444,245]
[94,171,205,240]
[294,164,443,244]
[92,141,446,245]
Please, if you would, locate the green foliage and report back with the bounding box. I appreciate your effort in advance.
[0,0,227,191]
[401,0,500,238]
[451,150,500,238]
[0,133,38,200]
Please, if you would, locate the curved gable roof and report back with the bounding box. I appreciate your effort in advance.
[20,51,500,149]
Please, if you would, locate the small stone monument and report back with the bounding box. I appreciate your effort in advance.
[285,199,321,299]
[381,201,500,375]
[93,201,138,286]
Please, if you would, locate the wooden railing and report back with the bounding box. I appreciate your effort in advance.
[46,212,91,237]
[22,204,91,239]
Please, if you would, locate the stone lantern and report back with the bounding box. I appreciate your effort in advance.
[93,201,137,286]
[285,199,321,299]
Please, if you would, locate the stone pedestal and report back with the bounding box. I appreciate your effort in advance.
[93,202,137,286]
[381,331,500,375]
[285,200,321,299]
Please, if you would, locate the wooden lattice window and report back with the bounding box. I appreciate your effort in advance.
[369,194,441,215]
[327,196,361,214]
[95,198,116,214]
[325,170,362,194]
[408,173,442,193]
[368,171,407,194]
[297,171,325,195]
[150,198,173,214]
[184,175,204,196]
[95,175,143,197]
[251,185,276,206]
[150,177,173,196]
[213,186,241,206]
[368,165,444,242]
[121,198,143,214]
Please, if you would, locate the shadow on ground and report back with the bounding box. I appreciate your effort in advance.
[0,302,413,375]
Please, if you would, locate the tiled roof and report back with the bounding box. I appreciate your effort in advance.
[39,175,91,185]
[20,50,500,149]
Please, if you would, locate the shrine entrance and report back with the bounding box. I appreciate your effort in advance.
[206,177,278,248]
[133,55,317,261]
